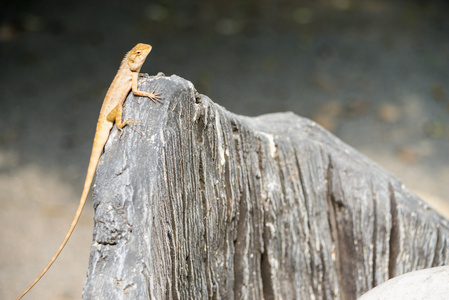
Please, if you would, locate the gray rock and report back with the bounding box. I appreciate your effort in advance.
[359,266,449,300]
[83,74,449,299]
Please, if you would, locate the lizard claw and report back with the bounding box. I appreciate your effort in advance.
[119,120,143,138]
[149,90,164,103]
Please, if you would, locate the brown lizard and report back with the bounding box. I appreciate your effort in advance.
[16,43,163,300]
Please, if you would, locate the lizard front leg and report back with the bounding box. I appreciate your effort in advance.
[133,88,163,103]
[132,72,163,103]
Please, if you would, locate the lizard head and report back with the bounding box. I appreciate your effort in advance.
[127,43,152,71]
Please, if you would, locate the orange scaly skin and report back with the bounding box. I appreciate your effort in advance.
[16,43,163,300]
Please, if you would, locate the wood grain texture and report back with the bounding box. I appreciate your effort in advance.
[83,74,449,299]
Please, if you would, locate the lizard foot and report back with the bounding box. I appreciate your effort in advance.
[118,120,143,138]
[148,90,164,103]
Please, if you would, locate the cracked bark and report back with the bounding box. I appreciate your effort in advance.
[82,74,449,300]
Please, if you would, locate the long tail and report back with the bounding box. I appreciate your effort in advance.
[16,134,106,300]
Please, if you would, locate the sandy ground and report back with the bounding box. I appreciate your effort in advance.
[0,0,448,299]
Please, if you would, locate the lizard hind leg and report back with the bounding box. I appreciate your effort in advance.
[107,104,144,138]
[118,120,143,138]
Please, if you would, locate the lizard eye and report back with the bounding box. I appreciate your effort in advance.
[136,50,141,55]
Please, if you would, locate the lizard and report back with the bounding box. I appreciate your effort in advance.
[16,43,163,300]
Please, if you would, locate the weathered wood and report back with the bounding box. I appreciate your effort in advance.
[83,74,449,299]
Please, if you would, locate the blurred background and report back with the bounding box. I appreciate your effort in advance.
[0,0,448,299]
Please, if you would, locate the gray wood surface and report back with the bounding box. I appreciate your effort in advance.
[82,74,449,300]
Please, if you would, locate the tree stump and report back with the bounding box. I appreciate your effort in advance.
[82,74,449,300]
